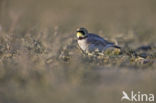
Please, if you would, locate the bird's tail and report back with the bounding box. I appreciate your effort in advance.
[113,45,121,49]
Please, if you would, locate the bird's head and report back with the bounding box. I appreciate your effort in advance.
[76,27,88,39]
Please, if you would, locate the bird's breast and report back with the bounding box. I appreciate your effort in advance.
[78,39,88,51]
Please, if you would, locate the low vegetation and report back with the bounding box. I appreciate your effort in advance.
[0,0,156,103]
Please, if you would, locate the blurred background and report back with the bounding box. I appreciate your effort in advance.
[0,0,156,103]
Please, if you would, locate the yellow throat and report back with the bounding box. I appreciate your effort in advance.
[76,32,84,38]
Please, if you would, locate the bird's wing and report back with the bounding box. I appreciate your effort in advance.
[87,33,114,46]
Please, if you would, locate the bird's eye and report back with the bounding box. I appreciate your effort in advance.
[79,31,85,35]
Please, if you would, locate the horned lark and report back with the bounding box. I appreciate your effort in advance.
[76,28,120,54]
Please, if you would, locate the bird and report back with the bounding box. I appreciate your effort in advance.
[121,91,131,101]
[76,27,121,54]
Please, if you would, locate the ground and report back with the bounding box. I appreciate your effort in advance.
[0,0,156,103]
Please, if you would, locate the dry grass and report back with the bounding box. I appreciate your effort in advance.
[0,0,156,103]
